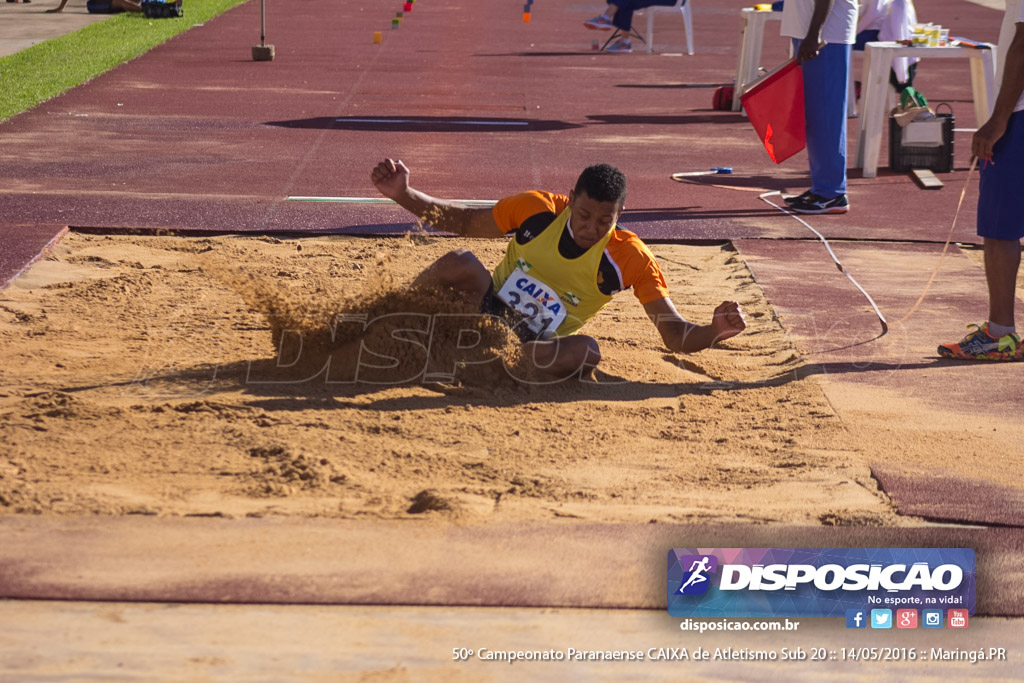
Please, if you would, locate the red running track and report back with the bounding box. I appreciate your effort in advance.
[0,0,1006,257]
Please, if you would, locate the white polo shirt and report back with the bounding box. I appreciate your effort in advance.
[1007,0,1024,112]
[857,0,891,34]
[782,0,859,45]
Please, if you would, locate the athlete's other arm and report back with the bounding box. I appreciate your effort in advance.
[643,297,746,354]
[370,159,503,238]
[974,21,1024,161]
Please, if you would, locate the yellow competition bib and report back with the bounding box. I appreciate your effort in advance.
[495,267,568,339]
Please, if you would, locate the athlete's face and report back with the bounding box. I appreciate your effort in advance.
[568,190,622,249]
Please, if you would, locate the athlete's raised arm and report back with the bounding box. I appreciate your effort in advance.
[370,159,503,238]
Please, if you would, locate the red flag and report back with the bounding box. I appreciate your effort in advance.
[739,58,806,164]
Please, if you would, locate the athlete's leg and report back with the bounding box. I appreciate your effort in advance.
[978,112,1024,329]
[985,237,1021,328]
[521,334,602,379]
[412,249,492,305]
[610,0,677,31]
[609,0,636,31]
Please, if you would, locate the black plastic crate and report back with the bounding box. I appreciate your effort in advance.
[888,108,954,173]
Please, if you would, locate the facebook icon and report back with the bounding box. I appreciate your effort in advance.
[846,609,867,629]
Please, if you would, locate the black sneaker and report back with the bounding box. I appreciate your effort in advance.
[782,189,812,206]
[788,193,849,215]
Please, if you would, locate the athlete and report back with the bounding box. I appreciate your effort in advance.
[370,159,746,378]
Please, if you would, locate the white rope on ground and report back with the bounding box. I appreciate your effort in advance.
[757,156,979,337]
[758,191,889,336]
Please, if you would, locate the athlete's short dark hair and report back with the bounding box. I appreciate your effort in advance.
[574,164,627,205]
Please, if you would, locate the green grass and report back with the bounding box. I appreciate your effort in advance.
[0,0,250,122]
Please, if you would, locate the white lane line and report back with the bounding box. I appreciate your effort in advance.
[336,118,530,126]
[287,196,498,206]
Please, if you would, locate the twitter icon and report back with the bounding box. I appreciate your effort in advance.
[871,609,893,629]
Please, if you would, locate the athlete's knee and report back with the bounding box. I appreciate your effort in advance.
[558,335,600,373]
[441,248,474,261]
[428,249,485,283]
[441,249,485,276]
[575,335,601,369]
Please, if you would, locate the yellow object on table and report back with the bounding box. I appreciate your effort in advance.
[753,3,773,10]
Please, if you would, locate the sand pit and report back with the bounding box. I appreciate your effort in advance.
[0,231,897,525]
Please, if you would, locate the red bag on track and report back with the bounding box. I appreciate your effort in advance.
[712,86,734,111]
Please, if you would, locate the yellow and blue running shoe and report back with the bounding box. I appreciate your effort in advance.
[938,322,1023,361]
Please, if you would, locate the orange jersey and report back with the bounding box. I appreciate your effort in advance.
[491,191,670,304]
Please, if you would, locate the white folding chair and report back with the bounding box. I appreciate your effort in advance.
[639,0,694,55]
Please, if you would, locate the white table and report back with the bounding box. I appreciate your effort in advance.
[732,8,856,119]
[855,41,998,178]
[733,8,783,112]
